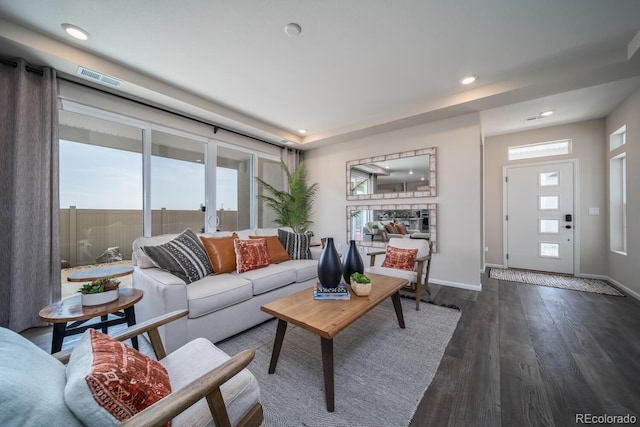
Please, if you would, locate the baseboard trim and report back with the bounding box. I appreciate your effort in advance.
[485,263,505,269]
[576,273,609,280]
[606,277,640,301]
[430,278,482,292]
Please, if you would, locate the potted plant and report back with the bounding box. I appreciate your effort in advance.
[255,161,318,234]
[78,277,120,306]
[350,272,371,296]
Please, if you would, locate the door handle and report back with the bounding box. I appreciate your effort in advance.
[565,225,572,229]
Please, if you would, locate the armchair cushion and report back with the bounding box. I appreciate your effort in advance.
[0,327,82,427]
[160,337,261,427]
[142,228,213,283]
[65,329,172,426]
[381,246,418,271]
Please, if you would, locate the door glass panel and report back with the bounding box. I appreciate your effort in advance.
[59,110,143,298]
[539,219,559,234]
[257,157,282,228]
[217,146,253,231]
[539,172,559,186]
[539,195,559,210]
[151,131,205,235]
[540,242,560,258]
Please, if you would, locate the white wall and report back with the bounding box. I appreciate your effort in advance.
[606,88,640,298]
[484,119,608,276]
[304,113,483,290]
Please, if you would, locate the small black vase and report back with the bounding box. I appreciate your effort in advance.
[317,237,343,288]
[342,240,364,284]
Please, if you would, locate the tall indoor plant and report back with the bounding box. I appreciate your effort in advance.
[256,161,318,234]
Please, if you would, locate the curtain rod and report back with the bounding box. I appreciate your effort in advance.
[0,57,44,75]
[58,75,288,150]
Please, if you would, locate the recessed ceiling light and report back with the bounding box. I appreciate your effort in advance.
[298,129,307,134]
[460,75,478,85]
[540,110,554,117]
[62,23,90,40]
[284,23,302,37]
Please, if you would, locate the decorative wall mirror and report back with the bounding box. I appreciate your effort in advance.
[346,148,436,200]
[347,203,437,251]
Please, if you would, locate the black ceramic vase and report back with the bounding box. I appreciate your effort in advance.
[342,240,364,284]
[317,237,343,288]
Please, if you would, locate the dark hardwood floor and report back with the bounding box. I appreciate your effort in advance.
[410,272,640,427]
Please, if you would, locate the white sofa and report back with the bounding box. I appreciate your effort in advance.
[132,228,320,353]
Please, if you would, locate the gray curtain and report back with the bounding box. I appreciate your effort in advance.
[0,58,60,332]
[281,147,303,189]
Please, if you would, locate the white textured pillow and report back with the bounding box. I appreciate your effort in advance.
[0,327,82,427]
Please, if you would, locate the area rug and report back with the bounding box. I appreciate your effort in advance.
[489,268,624,296]
[216,298,461,427]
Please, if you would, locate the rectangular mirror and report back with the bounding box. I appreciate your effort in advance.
[347,203,437,251]
[347,148,436,200]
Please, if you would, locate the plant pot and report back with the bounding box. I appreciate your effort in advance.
[81,289,119,306]
[351,281,371,296]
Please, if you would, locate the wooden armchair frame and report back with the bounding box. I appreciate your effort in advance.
[367,240,433,310]
[54,310,263,427]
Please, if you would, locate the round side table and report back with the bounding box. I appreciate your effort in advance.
[39,288,143,353]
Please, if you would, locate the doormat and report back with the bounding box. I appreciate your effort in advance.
[489,268,624,296]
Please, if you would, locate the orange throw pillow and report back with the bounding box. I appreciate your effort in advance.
[384,223,398,234]
[394,222,407,235]
[234,238,270,273]
[249,235,290,263]
[200,233,238,274]
[381,245,418,271]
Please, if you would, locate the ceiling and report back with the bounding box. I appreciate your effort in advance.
[1,0,640,150]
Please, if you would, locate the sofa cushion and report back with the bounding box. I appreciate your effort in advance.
[0,327,82,427]
[249,235,290,263]
[141,228,213,283]
[234,238,271,273]
[278,229,312,260]
[65,329,171,426]
[186,274,253,318]
[238,263,297,295]
[200,233,238,274]
[280,259,318,283]
[160,338,261,427]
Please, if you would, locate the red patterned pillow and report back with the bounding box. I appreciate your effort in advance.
[65,329,171,426]
[381,245,418,271]
[234,238,270,273]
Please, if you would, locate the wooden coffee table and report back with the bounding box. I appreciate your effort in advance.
[260,273,408,412]
[39,288,143,353]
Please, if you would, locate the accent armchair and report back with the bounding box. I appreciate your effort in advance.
[365,237,433,310]
[0,310,263,427]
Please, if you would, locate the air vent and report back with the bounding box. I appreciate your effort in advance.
[76,66,123,87]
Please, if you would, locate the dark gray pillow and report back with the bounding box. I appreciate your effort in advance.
[277,229,312,260]
[141,229,213,283]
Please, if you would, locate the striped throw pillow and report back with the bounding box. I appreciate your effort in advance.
[277,229,312,260]
[141,229,213,283]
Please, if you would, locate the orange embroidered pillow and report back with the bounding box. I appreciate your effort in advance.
[381,245,418,271]
[200,233,238,274]
[249,235,290,263]
[65,329,171,426]
[234,238,270,273]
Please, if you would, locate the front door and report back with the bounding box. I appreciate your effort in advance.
[505,161,575,274]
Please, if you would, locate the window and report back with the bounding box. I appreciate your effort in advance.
[609,125,626,151]
[508,139,571,161]
[539,195,559,210]
[609,152,627,254]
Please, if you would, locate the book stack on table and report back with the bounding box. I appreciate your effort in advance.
[313,283,351,300]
